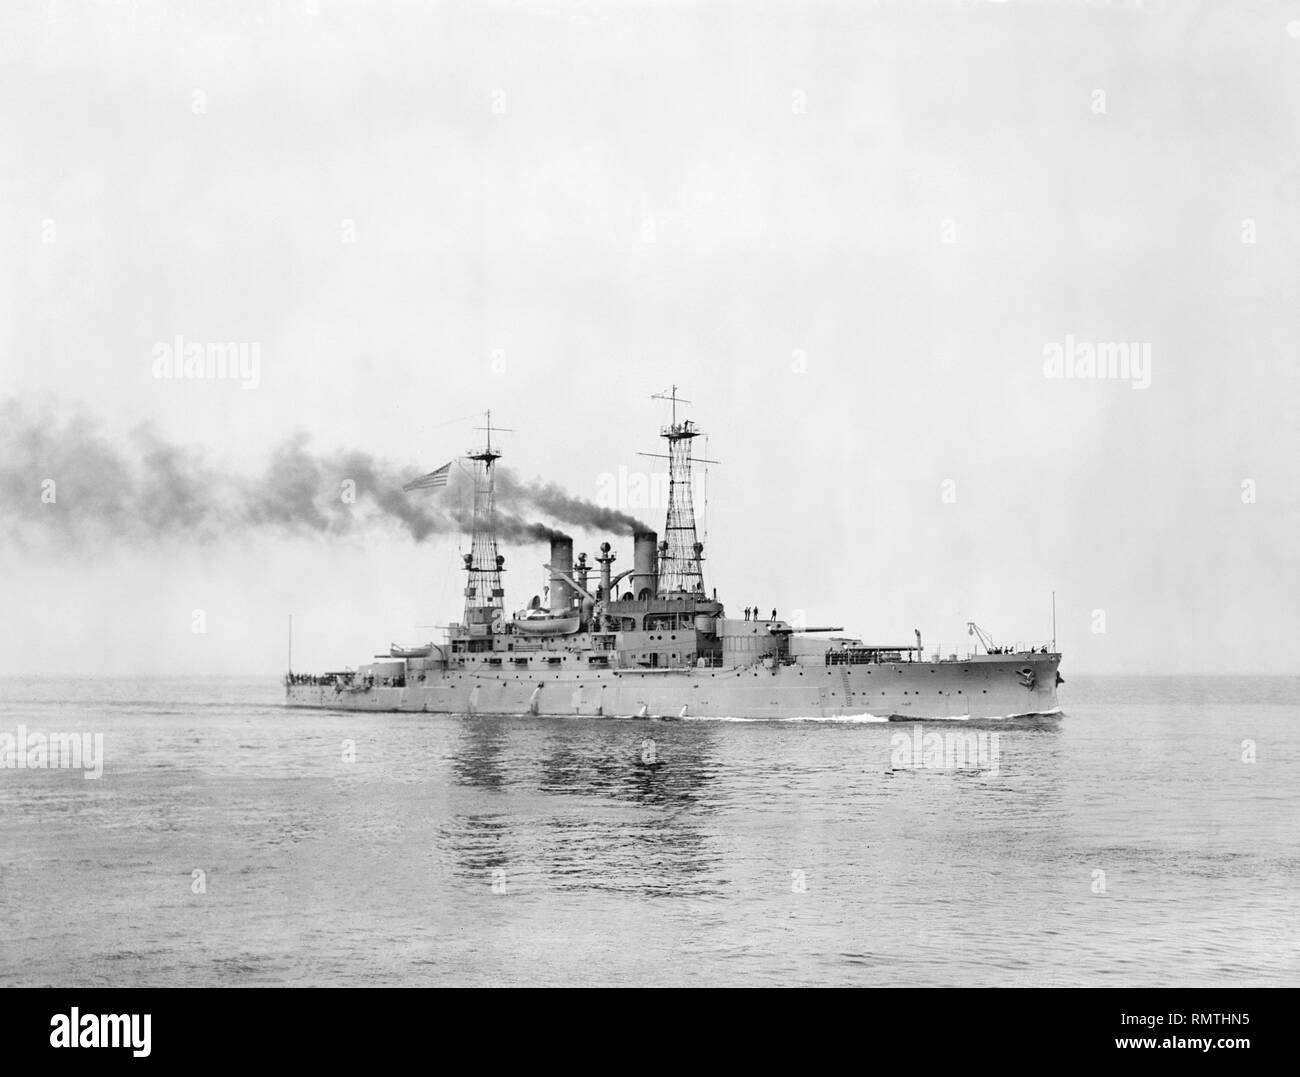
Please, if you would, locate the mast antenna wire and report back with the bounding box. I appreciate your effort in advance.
[702,434,710,547]
[432,410,483,430]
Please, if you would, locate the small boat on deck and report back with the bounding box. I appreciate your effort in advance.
[390,642,434,658]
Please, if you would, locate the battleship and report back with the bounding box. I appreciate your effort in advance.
[285,390,1063,719]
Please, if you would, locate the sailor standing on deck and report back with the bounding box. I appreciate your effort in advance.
[744,607,750,621]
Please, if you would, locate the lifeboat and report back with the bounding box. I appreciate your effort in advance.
[512,610,581,636]
[390,642,434,658]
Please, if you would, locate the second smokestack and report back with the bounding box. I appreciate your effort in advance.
[549,535,575,613]
[632,529,658,600]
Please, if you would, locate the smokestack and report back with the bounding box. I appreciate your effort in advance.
[632,530,657,600]
[597,541,614,603]
[549,536,575,613]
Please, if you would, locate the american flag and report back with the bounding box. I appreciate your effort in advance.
[402,461,452,491]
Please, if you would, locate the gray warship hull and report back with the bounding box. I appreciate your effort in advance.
[285,651,1061,720]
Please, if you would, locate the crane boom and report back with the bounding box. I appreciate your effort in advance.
[966,621,997,653]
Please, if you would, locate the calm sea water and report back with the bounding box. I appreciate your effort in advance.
[0,675,1296,987]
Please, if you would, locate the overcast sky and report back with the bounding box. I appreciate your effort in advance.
[2,0,1297,676]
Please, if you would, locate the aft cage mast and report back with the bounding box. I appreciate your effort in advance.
[462,411,510,627]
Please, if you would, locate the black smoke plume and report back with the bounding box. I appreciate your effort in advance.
[0,400,651,548]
